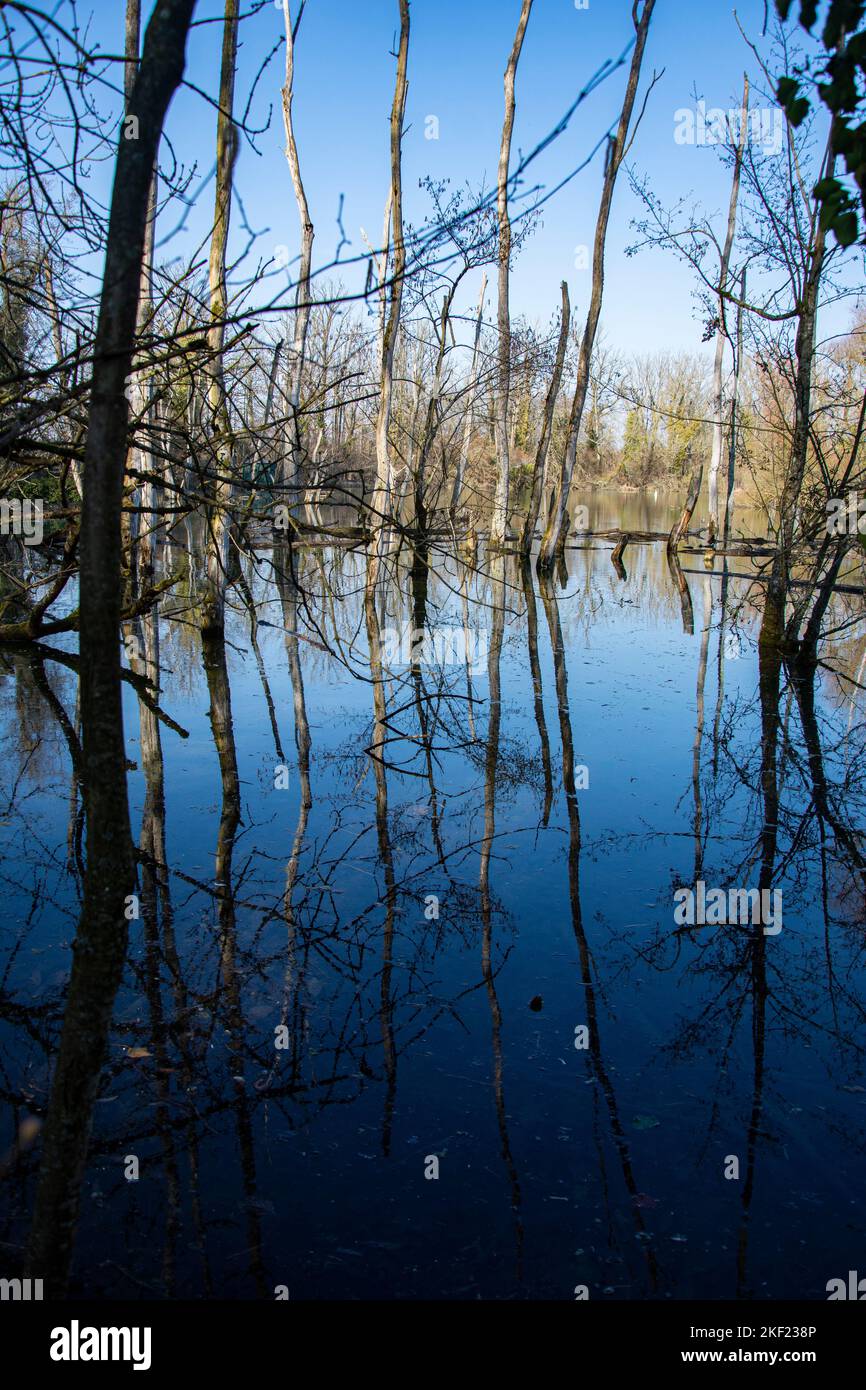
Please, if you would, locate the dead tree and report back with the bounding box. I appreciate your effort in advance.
[668,458,703,553]
[539,0,656,569]
[722,267,746,544]
[708,74,748,543]
[521,280,570,552]
[201,0,240,633]
[370,0,410,554]
[450,271,487,519]
[122,0,159,596]
[490,0,533,548]
[280,0,315,522]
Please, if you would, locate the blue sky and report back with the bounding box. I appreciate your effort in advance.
[77,0,859,354]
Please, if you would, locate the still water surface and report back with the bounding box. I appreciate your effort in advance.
[1,494,865,1299]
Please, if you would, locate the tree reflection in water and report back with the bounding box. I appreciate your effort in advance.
[2,512,866,1299]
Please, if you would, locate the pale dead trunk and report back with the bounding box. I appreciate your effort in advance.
[43,256,83,498]
[490,0,533,548]
[450,271,487,518]
[721,267,746,544]
[280,1,315,522]
[668,460,703,554]
[121,0,142,590]
[135,237,157,593]
[134,173,158,595]
[201,0,240,633]
[371,1,409,556]
[362,189,393,377]
[521,280,570,552]
[708,74,748,542]
[396,335,424,523]
[41,256,65,378]
[539,0,655,568]
[414,287,456,530]
[262,338,283,428]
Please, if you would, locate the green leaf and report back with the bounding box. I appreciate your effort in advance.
[834,209,860,243]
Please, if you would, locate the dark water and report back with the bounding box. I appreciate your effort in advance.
[2,495,865,1300]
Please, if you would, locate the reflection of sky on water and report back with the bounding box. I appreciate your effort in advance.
[2,500,865,1299]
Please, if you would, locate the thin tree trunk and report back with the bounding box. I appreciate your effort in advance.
[280,0,314,521]
[722,267,746,545]
[201,0,240,632]
[450,270,486,519]
[708,75,748,543]
[121,0,142,593]
[43,255,83,498]
[521,279,570,552]
[414,287,456,530]
[769,147,832,611]
[788,387,866,647]
[370,0,410,555]
[262,337,283,429]
[402,338,424,508]
[136,144,159,599]
[539,0,655,568]
[490,0,533,548]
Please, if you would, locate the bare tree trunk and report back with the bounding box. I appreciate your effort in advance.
[135,126,159,596]
[399,337,424,517]
[490,0,533,548]
[414,287,456,530]
[708,74,748,543]
[26,0,196,1296]
[668,460,703,553]
[769,138,834,613]
[280,0,314,523]
[370,0,410,555]
[121,0,142,594]
[521,279,570,552]
[539,0,655,568]
[450,271,486,519]
[262,337,283,430]
[722,267,746,545]
[124,0,141,102]
[43,255,83,498]
[135,255,157,587]
[201,0,240,633]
